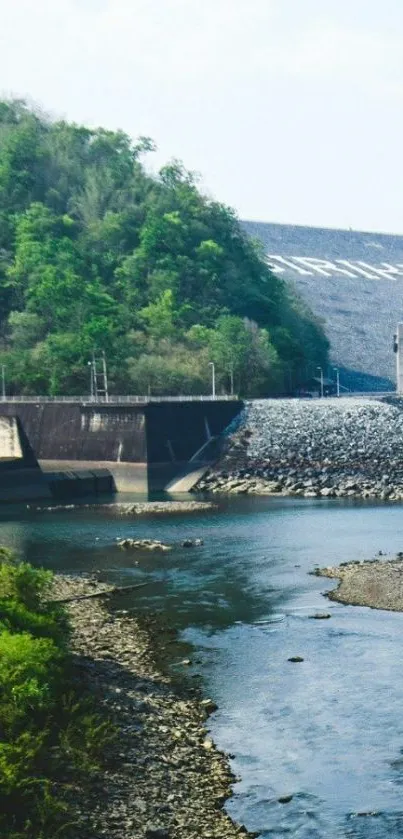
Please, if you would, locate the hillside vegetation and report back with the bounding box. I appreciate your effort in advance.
[0,100,328,396]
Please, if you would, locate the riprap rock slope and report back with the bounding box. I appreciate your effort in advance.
[197,398,403,499]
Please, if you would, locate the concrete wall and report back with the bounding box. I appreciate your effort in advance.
[146,401,241,462]
[146,401,243,491]
[0,403,147,462]
[0,415,51,502]
[0,400,243,492]
[0,416,23,461]
[46,468,115,499]
[40,460,147,494]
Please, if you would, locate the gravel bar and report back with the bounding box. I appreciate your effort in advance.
[316,556,403,611]
[50,575,255,839]
[36,501,216,514]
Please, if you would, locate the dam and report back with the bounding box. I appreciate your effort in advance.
[0,397,243,498]
[242,220,403,391]
[0,414,51,502]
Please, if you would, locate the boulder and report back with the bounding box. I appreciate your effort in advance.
[200,698,218,713]
[181,538,204,547]
[118,539,171,552]
[309,612,331,619]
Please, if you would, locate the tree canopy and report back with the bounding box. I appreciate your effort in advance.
[0,100,329,396]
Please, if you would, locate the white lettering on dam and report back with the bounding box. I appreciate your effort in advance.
[266,255,403,281]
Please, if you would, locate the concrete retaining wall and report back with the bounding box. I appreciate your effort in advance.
[0,415,51,502]
[0,416,23,461]
[46,468,115,500]
[0,400,243,492]
[0,403,147,462]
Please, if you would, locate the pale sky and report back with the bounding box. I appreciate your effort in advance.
[2,0,403,233]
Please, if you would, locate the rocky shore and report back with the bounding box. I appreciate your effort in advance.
[316,555,403,611]
[195,398,403,501]
[50,574,254,839]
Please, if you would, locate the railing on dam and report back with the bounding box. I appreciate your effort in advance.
[1,394,239,404]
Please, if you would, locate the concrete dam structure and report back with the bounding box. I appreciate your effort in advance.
[0,398,243,495]
[0,415,51,502]
[242,221,403,391]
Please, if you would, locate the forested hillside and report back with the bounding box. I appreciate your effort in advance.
[0,101,328,396]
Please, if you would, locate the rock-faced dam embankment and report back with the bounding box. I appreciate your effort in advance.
[196,397,403,500]
[242,220,403,390]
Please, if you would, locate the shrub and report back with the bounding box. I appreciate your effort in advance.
[0,631,64,736]
[0,548,69,643]
[0,547,113,838]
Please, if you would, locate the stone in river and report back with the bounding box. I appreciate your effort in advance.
[200,698,218,713]
[309,612,331,619]
[118,538,171,551]
[181,538,204,547]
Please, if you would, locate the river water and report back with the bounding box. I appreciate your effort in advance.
[2,495,403,837]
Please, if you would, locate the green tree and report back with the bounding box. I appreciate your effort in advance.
[0,98,329,397]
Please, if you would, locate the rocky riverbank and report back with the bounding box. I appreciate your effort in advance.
[49,574,254,839]
[315,555,403,611]
[195,398,403,501]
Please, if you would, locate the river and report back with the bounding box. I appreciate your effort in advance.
[2,495,403,837]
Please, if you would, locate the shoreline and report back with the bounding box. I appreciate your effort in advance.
[195,471,403,502]
[51,574,256,839]
[316,557,403,612]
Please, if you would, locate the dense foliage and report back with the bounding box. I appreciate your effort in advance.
[0,547,112,839]
[0,100,329,396]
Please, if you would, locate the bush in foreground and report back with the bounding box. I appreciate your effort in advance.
[0,547,112,839]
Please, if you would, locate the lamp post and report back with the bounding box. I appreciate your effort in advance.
[395,324,403,394]
[317,366,324,398]
[88,361,94,400]
[229,362,234,396]
[333,367,340,397]
[208,362,216,399]
[1,365,5,400]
